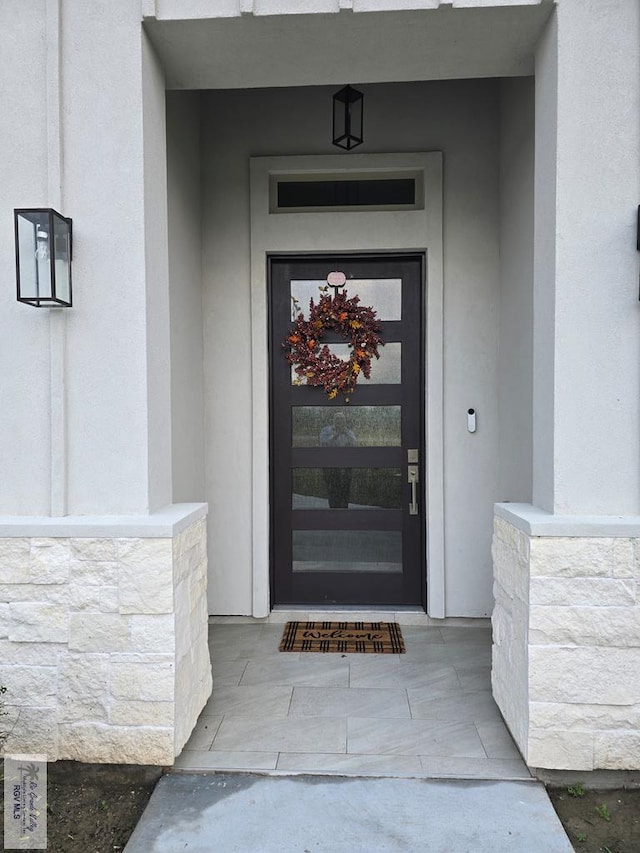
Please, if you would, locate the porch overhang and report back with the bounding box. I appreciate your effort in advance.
[143,2,553,90]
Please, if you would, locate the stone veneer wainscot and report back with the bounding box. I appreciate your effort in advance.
[492,503,640,771]
[0,504,211,765]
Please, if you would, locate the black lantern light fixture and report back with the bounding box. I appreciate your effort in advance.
[332,85,364,151]
[14,208,72,307]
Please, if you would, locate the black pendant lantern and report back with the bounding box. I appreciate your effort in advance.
[332,85,364,151]
[15,208,72,307]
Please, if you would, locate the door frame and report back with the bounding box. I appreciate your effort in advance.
[250,152,444,617]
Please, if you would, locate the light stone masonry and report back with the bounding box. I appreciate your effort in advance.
[0,511,211,765]
[492,509,640,771]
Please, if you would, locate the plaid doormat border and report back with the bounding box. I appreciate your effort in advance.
[279,621,405,654]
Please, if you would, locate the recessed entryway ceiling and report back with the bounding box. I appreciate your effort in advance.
[144,5,552,90]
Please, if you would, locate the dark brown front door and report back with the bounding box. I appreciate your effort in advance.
[269,254,425,607]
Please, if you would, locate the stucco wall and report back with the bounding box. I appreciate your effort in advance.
[497,77,534,503]
[0,2,51,515]
[167,91,206,504]
[200,79,502,616]
[62,4,163,515]
[533,0,640,515]
[0,3,173,517]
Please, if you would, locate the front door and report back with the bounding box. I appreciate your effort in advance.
[269,254,425,607]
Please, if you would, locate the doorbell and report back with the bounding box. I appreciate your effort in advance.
[467,408,476,433]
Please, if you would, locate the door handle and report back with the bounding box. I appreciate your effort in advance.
[408,464,419,515]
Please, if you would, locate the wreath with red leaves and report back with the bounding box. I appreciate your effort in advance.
[283,288,384,402]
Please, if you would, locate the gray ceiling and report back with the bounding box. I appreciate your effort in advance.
[144,5,553,90]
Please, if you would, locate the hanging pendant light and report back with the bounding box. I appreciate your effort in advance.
[332,85,364,151]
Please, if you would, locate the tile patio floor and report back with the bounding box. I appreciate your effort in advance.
[174,618,532,781]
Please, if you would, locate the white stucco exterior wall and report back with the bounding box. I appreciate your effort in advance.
[0,3,52,515]
[534,0,640,515]
[142,34,173,513]
[0,2,176,517]
[167,92,206,504]
[200,80,502,616]
[531,7,557,513]
[62,1,155,514]
[497,77,534,503]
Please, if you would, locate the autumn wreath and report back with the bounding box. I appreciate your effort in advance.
[283,286,384,401]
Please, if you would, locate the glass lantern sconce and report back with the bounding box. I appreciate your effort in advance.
[14,208,72,307]
[332,85,364,151]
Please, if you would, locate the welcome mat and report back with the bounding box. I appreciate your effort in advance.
[279,621,405,654]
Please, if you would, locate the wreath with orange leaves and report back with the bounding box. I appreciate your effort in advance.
[283,287,384,402]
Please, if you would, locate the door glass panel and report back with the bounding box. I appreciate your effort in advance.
[293,468,402,509]
[290,279,401,320]
[291,342,401,385]
[292,406,401,447]
[292,530,402,574]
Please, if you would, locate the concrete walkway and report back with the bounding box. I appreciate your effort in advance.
[124,773,574,852]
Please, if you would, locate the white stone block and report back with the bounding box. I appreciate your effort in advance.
[530,605,640,647]
[529,646,640,704]
[530,701,640,732]
[0,639,65,666]
[594,732,640,770]
[612,539,636,579]
[174,579,192,653]
[116,538,172,567]
[69,585,103,611]
[0,539,30,583]
[530,577,636,607]
[30,539,70,583]
[69,613,131,653]
[119,558,173,615]
[175,645,212,751]
[0,538,31,564]
[530,538,614,578]
[58,722,174,764]
[188,571,207,611]
[174,519,206,560]
[110,700,174,727]
[9,602,69,643]
[493,517,518,548]
[69,559,119,586]
[527,729,594,771]
[58,654,110,723]
[492,540,529,602]
[633,541,640,582]
[70,538,118,562]
[110,660,174,702]
[100,586,119,612]
[130,615,175,652]
[0,602,10,638]
[0,665,57,706]
[186,543,206,575]
[70,585,119,613]
[3,706,58,756]
[0,584,69,604]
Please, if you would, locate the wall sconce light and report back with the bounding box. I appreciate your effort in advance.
[14,208,72,307]
[332,85,364,151]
